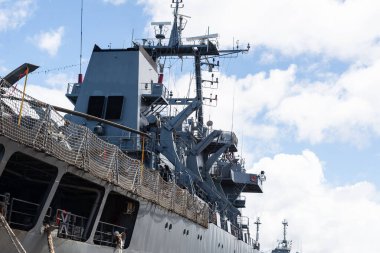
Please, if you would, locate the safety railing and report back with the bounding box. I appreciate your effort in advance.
[0,194,52,231]
[140,82,170,99]
[0,78,209,228]
[99,135,155,153]
[0,193,10,215]
[55,209,88,241]
[237,216,250,230]
[94,221,127,247]
[8,198,40,230]
[230,223,240,238]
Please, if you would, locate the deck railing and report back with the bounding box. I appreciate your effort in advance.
[94,221,127,247]
[0,78,209,228]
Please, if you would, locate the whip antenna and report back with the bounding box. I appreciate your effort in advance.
[78,0,84,83]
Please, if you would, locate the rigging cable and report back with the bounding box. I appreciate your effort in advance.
[231,77,235,133]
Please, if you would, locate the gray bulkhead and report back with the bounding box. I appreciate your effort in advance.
[0,138,258,253]
[68,46,157,141]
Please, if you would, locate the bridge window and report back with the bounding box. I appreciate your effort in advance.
[94,191,139,248]
[0,152,58,231]
[46,173,104,241]
[0,144,4,163]
[105,96,124,120]
[87,96,105,118]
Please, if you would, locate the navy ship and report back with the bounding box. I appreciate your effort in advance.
[0,1,266,252]
[272,220,292,253]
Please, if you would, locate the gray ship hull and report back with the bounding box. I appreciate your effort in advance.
[0,137,259,253]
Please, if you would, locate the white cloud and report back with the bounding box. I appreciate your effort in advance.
[0,0,34,32]
[139,0,380,63]
[168,59,380,147]
[259,52,275,65]
[138,0,380,146]
[168,65,294,138]
[246,150,380,253]
[45,73,72,89]
[27,84,74,110]
[29,26,65,57]
[103,0,127,6]
[269,60,380,146]
[14,73,76,110]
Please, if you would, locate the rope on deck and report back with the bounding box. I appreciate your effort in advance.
[44,224,56,253]
[0,213,27,253]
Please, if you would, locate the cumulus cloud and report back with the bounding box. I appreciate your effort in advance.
[169,65,294,138]
[168,58,380,147]
[28,26,65,57]
[11,72,76,110]
[139,0,380,63]
[0,0,34,32]
[245,150,380,253]
[103,0,127,6]
[45,73,72,89]
[137,0,380,147]
[27,84,74,110]
[269,60,380,146]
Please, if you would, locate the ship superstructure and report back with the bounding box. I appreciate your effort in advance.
[0,1,265,252]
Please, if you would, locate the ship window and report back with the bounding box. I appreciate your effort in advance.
[0,152,58,231]
[87,96,105,118]
[0,144,4,163]
[46,173,104,242]
[105,96,124,120]
[94,191,139,249]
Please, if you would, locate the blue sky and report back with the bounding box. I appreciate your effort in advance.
[1,0,380,252]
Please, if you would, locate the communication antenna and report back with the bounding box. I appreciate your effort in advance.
[78,0,84,84]
[186,33,219,44]
[151,22,171,45]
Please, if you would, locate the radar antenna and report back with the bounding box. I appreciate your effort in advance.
[151,22,171,45]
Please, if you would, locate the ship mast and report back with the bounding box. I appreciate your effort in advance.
[139,0,255,217]
[168,0,182,47]
[254,217,261,250]
[255,217,261,243]
[282,219,288,242]
[194,51,203,125]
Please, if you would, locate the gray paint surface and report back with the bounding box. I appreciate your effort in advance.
[0,137,259,253]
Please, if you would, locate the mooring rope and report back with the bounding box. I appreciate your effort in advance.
[44,224,56,253]
[0,213,27,253]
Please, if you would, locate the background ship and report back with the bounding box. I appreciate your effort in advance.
[271,220,292,253]
[0,0,267,252]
